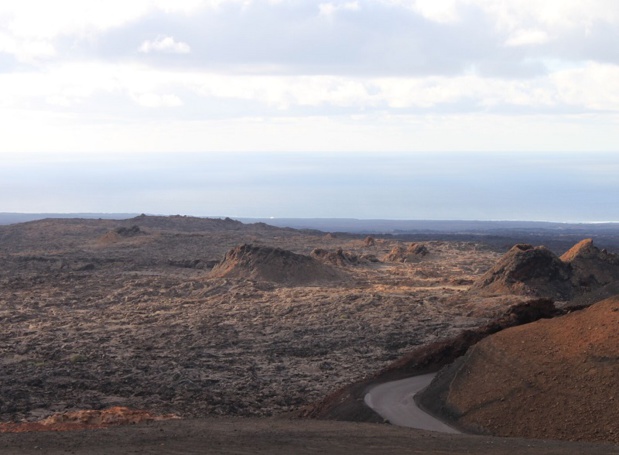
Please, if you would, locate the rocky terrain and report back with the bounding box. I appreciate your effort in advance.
[1,215,619,453]
[0,215,501,423]
[299,237,619,446]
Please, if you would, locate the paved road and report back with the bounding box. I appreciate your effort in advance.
[364,373,460,434]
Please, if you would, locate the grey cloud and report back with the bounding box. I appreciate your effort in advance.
[0,53,15,72]
[555,21,619,64]
[52,2,551,78]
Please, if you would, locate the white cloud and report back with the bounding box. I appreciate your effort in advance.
[139,36,191,54]
[318,1,360,18]
[0,33,56,62]
[551,63,619,111]
[504,29,550,47]
[131,92,184,107]
[1,60,617,118]
[0,0,617,155]
[405,0,460,24]
[388,0,619,30]
[0,1,213,39]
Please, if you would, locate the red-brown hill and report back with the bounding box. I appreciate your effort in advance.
[418,295,619,444]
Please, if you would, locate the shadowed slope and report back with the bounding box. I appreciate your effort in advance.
[561,238,619,288]
[469,239,619,301]
[468,244,572,299]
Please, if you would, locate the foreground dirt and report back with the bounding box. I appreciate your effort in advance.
[1,417,618,455]
[420,296,619,444]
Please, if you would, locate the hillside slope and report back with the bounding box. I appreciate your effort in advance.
[419,295,619,444]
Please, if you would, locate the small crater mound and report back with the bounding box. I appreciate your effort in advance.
[470,240,619,301]
[469,244,573,300]
[114,225,143,237]
[363,236,376,247]
[98,225,147,245]
[311,248,359,266]
[211,244,343,285]
[560,238,619,289]
[384,243,430,263]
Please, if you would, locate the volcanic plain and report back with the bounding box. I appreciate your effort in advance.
[0,215,503,422]
[1,215,618,454]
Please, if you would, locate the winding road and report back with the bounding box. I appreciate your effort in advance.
[364,373,460,434]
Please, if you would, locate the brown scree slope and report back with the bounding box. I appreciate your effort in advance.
[419,295,619,444]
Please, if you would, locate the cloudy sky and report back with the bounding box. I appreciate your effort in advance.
[1,1,619,220]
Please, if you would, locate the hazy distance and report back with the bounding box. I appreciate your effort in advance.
[2,151,618,223]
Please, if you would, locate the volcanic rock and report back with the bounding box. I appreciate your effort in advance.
[470,240,619,301]
[363,236,376,247]
[419,295,619,444]
[469,244,573,300]
[384,243,429,263]
[561,238,619,289]
[97,225,148,246]
[211,244,343,285]
[311,248,359,266]
[114,225,143,237]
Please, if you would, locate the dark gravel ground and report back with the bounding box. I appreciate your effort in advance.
[2,418,619,455]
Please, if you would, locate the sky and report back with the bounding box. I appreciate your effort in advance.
[1,0,619,220]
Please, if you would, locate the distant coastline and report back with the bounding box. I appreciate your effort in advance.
[0,213,139,225]
[2,212,618,233]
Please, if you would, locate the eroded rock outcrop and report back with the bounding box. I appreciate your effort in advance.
[384,243,429,263]
[561,238,619,288]
[211,244,343,285]
[469,240,619,301]
[469,244,572,299]
[363,236,376,247]
[311,248,359,267]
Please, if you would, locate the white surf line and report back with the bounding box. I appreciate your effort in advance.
[364,373,460,434]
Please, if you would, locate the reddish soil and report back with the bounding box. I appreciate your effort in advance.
[0,407,179,433]
[420,296,619,444]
